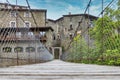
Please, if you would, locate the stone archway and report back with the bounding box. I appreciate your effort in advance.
[52,47,62,59]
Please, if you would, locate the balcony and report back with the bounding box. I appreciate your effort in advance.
[0,35,36,41]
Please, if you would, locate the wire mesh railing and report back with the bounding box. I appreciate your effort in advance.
[0,0,119,67]
[62,16,120,65]
[0,0,53,67]
[0,40,53,67]
[61,0,120,66]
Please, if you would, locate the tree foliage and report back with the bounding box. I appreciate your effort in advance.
[91,16,119,50]
[64,0,120,66]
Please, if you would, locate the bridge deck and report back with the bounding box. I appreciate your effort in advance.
[0,60,120,80]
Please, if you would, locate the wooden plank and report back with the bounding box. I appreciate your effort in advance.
[0,60,120,80]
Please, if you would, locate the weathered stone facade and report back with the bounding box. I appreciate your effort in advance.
[46,13,98,49]
[0,41,53,60]
[0,3,53,48]
[0,9,46,27]
[0,3,98,65]
[0,3,54,65]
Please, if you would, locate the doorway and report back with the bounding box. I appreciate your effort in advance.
[52,47,62,59]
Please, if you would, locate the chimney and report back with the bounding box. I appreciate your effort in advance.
[69,12,71,15]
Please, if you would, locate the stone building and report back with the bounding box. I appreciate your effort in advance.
[0,3,28,9]
[0,3,54,46]
[0,3,54,66]
[46,13,98,49]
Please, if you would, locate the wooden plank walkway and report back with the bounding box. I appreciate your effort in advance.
[0,60,120,80]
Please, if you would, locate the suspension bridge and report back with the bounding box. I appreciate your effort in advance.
[0,60,120,80]
[0,0,120,79]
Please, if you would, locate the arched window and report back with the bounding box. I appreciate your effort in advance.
[14,47,23,52]
[10,21,16,27]
[37,46,45,52]
[24,21,31,27]
[26,47,35,52]
[3,47,12,53]
[70,24,73,30]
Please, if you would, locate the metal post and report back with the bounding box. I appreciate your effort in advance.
[101,0,104,62]
[16,0,19,65]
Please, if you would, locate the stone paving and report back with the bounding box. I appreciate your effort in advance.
[0,60,120,80]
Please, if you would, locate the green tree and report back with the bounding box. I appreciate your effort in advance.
[91,16,118,51]
[66,35,88,62]
[89,0,120,65]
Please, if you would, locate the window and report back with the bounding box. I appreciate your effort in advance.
[3,47,12,53]
[37,46,45,52]
[10,21,16,27]
[70,25,73,30]
[16,32,21,38]
[14,47,23,52]
[24,11,31,17]
[64,28,67,31]
[40,32,46,37]
[26,47,35,52]
[28,32,33,36]
[10,11,16,17]
[24,21,31,27]
[28,32,34,38]
[68,25,73,31]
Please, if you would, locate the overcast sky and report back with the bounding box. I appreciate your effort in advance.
[0,0,117,20]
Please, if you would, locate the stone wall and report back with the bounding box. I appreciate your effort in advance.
[46,14,98,49]
[0,40,53,67]
[0,10,46,27]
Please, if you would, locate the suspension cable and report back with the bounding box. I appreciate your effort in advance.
[0,7,18,64]
[66,0,92,51]
[98,0,115,16]
[15,0,19,65]
[67,0,117,51]
[25,0,38,27]
[87,3,90,63]
[101,0,104,61]
[25,0,38,63]
[0,0,29,65]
